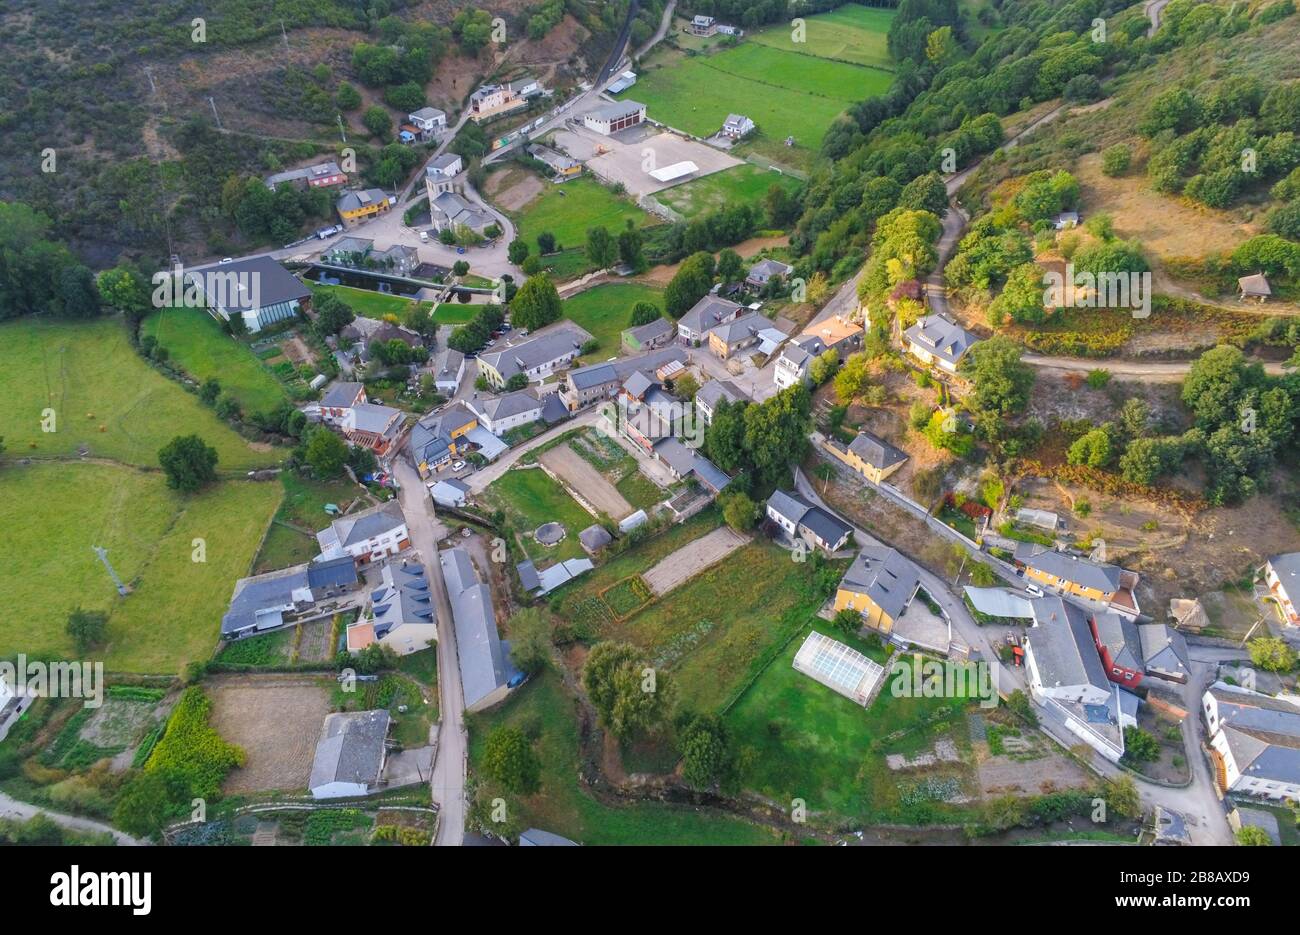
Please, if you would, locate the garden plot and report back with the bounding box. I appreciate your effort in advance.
[641,526,748,596]
[539,443,634,520]
[207,674,333,794]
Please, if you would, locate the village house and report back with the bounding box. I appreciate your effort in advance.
[651,436,732,497]
[677,295,742,345]
[706,310,766,359]
[1204,683,1300,801]
[746,258,793,291]
[408,106,447,140]
[773,335,826,389]
[440,548,521,712]
[583,99,647,136]
[308,710,391,799]
[1023,595,1128,763]
[527,143,583,179]
[433,347,466,395]
[322,236,375,268]
[765,490,853,553]
[317,381,367,425]
[469,83,529,121]
[621,316,675,354]
[346,558,437,655]
[477,322,592,388]
[903,313,980,374]
[336,188,393,226]
[429,190,496,237]
[722,114,755,140]
[801,314,863,360]
[424,153,465,202]
[834,546,922,636]
[265,160,348,192]
[822,430,909,484]
[1265,552,1300,625]
[688,14,716,35]
[316,499,410,563]
[409,402,479,475]
[694,379,748,426]
[338,401,405,457]
[220,556,359,640]
[185,256,311,335]
[559,347,688,412]
[468,387,566,435]
[619,370,684,452]
[1013,542,1141,618]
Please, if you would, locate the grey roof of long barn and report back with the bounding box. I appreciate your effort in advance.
[309,710,390,792]
[1027,596,1109,691]
[185,255,311,312]
[439,548,516,709]
[1015,542,1123,593]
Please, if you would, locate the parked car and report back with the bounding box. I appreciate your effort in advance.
[451,460,466,472]
[1025,584,1044,597]
[456,246,467,254]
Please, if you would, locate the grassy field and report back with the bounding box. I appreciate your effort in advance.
[467,670,779,844]
[431,302,480,325]
[308,283,434,321]
[0,317,280,471]
[726,622,973,824]
[623,7,893,152]
[142,308,287,415]
[1,461,281,673]
[253,473,364,573]
[747,4,896,70]
[658,164,803,219]
[481,467,595,563]
[562,283,664,360]
[514,177,652,249]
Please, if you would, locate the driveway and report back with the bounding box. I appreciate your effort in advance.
[393,457,466,846]
[463,406,605,493]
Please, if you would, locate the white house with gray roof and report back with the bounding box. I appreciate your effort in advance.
[430,190,496,236]
[309,710,391,799]
[746,258,792,290]
[1205,682,1300,800]
[583,100,646,135]
[766,490,853,553]
[903,313,980,374]
[440,548,520,712]
[467,388,545,434]
[695,379,748,425]
[676,295,742,345]
[317,500,409,563]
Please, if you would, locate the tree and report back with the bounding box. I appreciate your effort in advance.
[481,725,541,794]
[504,373,529,392]
[962,336,1035,444]
[582,641,676,740]
[304,426,350,477]
[833,353,872,403]
[617,223,645,271]
[663,252,715,318]
[97,264,151,324]
[832,608,862,635]
[629,301,661,327]
[1067,426,1115,468]
[508,607,552,675]
[1236,825,1273,846]
[585,226,617,268]
[59,265,101,318]
[536,230,557,255]
[509,274,562,331]
[336,81,362,111]
[158,435,218,492]
[1101,144,1132,177]
[676,712,729,788]
[1103,775,1141,819]
[809,349,840,386]
[1122,726,1159,763]
[1248,636,1297,672]
[314,292,355,337]
[363,105,392,140]
[716,249,744,284]
[721,491,759,531]
[199,378,221,405]
[507,239,529,265]
[66,607,108,653]
[741,383,812,488]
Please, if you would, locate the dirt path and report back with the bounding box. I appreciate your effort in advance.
[642,526,748,596]
[539,443,634,519]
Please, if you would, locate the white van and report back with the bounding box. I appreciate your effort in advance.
[419,230,429,243]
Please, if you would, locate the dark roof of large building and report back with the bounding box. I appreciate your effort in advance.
[1209,684,1300,785]
[677,295,742,336]
[1014,542,1123,594]
[439,548,516,708]
[309,710,390,792]
[1026,596,1109,691]
[185,256,311,312]
[1092,610,1142,672]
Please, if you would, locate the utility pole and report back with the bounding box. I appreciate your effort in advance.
[208,96,222,130]
[337,114,348,144]
[280,19,289,52]
[144,66,157,94]
[92,546,130,597]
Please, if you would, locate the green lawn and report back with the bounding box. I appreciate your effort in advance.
[142,308,288,415]
[0,461,282,673]
[515,177,653,249]
[467,670,779,845]
[747,4,896,70]
[726,621,974,825]
[253,473,364,573]
[308,283,432,321]
[658,164,803,220]
[481,467,595,563]
[432,302,480,325]
[562,283,664,360]
[0,317,281,471]
[623,6,894,152]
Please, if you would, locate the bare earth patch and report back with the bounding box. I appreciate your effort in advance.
[494,172,546,212]
[539,443,634,520]
[208,674,333,794]
[642,526,748,596]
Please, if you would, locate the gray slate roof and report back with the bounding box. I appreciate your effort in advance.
[847,431,908,471]
[1270,552,1300,592]
[903,314,979,366]
[1210,684,1300,785]
[370,560,434,638]
[705,311,766,347]
[1092,610,1142,671]
[318,499,406,552]
[587,99,645,122]
[1026,596,1109,691]
[579,524,613,553]
[1139,623,1189,676]
[439,548,516,709]
[309,710,390,792]
[766,490,850,547]
[320,382,365,408]
[695,379,747,412]
[479,324,591,381]
[185,255,311,312]
[839,546,921,623]
[1014,542,1122,593]
[677,296,742,336]
[623,317,673,345]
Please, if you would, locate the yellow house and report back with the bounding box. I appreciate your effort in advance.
[409,403,478,475]
[1014,543,1140,615]
[823,431,909,485]
[834,546,921,636]
[337,188,393,225]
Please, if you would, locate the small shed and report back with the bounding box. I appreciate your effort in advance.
[1238,273,1272,303]
[578,524,613,555]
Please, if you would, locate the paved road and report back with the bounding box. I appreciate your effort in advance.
[1145,0,1171,36]
[0,790,143,845]
[393,458,466,846]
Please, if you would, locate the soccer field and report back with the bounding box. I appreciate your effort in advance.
[658,164,803,219]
